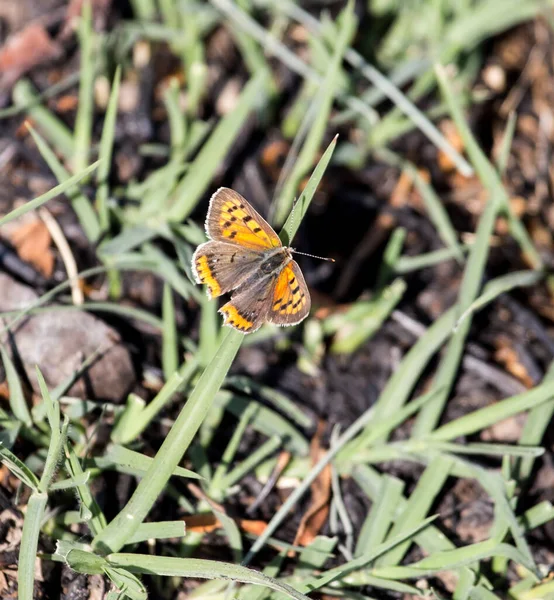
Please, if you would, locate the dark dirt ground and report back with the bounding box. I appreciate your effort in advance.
[1,1,554,599]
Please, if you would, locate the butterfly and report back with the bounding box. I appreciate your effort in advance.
[192,187,311,334]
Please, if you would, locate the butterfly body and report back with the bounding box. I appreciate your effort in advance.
[192,188,311,333]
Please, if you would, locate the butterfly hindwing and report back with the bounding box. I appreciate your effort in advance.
[269,260,311,326]
[192,240,263,299]
[205,188,282,250]
[219,272,279,333]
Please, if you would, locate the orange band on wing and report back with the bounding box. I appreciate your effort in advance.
[220,304,254,332]
[195,255,221,298]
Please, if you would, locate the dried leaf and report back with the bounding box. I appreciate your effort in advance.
[10,218,54,277]
[0,23,62,91]
[292,421,332,549]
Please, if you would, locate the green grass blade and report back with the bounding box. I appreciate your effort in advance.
[209,403,257,496]
[395,244,471,273]
[214,392,308,455]
[372,539,533,579]
[298,516,437,592]
[355,475,404,558]
[0,160,100,228]
[35,368,68,492]
[514,361,554,482]
[18,491,48,600]
[496,111,517,176]
[167,69,270,222]
[227,376,313,429]
[0,343,32,427]
[73,0,95,173]
[126,521,186,544]
[97,444,202,480]
[276,0,473,177]
[429,381,554,441]
[455,270,544,330]
[410,167,464,262]
[242,402,376,566]
[96,66,121,231]
[162,283,178,380]
[65,441,108,535]
[92,330,244,553]
[219,435,281,490]
[12,79,74,158]
[376,455,452,567]
[0,445,40,490]
[280,134,338,245]
[106,554,312,600]
[27,124,100,241]
[436,63,541,269]
[272,3,354,225]
[163,78,187,156]
[376,227,406,288]
[110,358,198,445]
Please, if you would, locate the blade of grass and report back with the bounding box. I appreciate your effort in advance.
[209,403,257,497]
[106,554,311,600]
[412,63,529,437]
[96,66,121,231]
[355,475,404,558]
[496,111,517,176]
[110,357,198,445]
[18,491,48,600]
[241,400,377,566]
[218,435,281,491]
[166,69,270,222]
[514,361,554,483]
[372,539,534,580]
[163,78,187,158]
[12,79,74,158]
[227,376,313,429]
[298,516,437,592]
[18,369,68,600]
[126,521,186,545]
[0,161,100,228]
[395,244,471,273]
[429,380,554,441]
[214,392,308,455]
[272,1,354,225]
[376,227,406,288]
[0,445,40,490]
[455,270,544,331]
[376,455,453,567]
[0,344,32,427]
[73,0,95,173]
[410,166,464,262]
[65,441,107,535]
[280,134,338,245]
[27,125,100,241]
[275,0,473,177]
[35,368,69,492]
[162,283,178,380]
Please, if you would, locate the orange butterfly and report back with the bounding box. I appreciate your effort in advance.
[192,188,311,333]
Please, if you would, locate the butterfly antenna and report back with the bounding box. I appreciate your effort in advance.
[291,249,335,262]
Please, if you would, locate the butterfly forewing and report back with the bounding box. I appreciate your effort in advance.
[205,188,282,250]
[268,261,311,326]
[192,240,264,299]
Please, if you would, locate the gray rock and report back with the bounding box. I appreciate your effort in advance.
[0,273,135,401]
